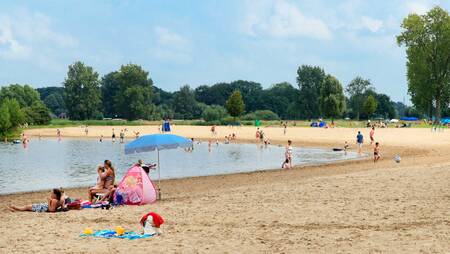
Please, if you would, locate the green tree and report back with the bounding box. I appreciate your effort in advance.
[0,84,41,107]
[346,76,373,120]
[363,95,378,119]
[23,101,51,125]
[202,105,228,122]
[5,98,25,127]
[225,90,245,120]
[101,71,120,118]
[397,6,450,121]
[297,65,325,119]
[64,61,102,120]
[37,87,66,115]
[106,64,154,120]
[172,85,199,119]
[0,102,11,136]
[261,82,299,119]
[319,75,346,119]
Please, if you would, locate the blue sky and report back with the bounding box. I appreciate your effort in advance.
[0,0,448,102]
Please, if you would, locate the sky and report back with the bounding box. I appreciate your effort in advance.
[0,0,449,103]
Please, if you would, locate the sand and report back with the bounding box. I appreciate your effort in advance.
[1,125,449,253]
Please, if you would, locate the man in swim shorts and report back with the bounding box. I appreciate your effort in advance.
[356,131,363,155]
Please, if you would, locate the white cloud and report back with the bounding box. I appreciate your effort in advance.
[242,0,331,40]
[0,18,31,59]
[359,16,383,32]
[405,1,439,15]
[0,10,77,62]
[152,26,191,63]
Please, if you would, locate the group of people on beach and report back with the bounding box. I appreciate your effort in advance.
[8,158,156,213]
[355,126,381,163]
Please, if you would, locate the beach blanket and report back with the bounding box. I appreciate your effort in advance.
[80,230,153,240]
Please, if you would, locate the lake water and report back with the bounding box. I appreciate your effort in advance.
[0,138,361,194]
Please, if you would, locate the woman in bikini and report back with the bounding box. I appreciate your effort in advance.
[8,189,65,213]
[88,160,115,202]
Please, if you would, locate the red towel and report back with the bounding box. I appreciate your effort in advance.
[140,212,164,228]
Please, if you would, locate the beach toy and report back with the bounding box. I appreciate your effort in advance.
[83,228,94,235]
[115,226,125,235]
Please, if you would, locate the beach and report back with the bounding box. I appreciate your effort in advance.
[1,125,449,253]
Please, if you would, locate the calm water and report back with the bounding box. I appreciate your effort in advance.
[0,138,361,194]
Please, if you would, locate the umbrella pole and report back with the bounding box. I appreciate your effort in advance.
[157,148,161,200]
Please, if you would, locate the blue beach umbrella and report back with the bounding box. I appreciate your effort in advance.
[125,134,192,199]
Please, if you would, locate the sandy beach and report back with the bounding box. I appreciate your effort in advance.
[1,125,449,253]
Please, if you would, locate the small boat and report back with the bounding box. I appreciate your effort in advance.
[12,140,21,144]
[332,148,343,152]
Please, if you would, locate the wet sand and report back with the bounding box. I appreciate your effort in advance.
[0,125,449,253]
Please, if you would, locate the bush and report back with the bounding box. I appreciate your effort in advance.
[202,105,228,122]
[242,110,279,120]
[23,101,51,125]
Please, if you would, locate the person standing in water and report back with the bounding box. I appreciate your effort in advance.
[282,140,293,169]
[369,127,375,145]
[56,129,61,141]
[99,135,103,142]
[119,130,125,143]
[356,131,364,155]
[112,128,116,143]
[374,142,381,163]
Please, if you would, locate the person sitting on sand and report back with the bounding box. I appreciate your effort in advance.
[88,160,115,202]
[374,142,381,163]
[8,188,65,213]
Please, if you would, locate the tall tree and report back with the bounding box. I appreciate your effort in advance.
[37,87,66,115]
[225,90,245,120]
[106,64,154,120]
[346,76,373,120]
[363,95,378,119]
[101,71,120,118]
[172,85,199,119]
[319,75,346,119]
[297,65,325,119]
[397,6,450,121]
[64,61,102,120]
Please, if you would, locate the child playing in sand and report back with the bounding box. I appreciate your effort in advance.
[374,142,381,163]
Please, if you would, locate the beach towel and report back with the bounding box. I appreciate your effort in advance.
[80,230,153,240]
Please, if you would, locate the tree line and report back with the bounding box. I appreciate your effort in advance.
[33,61,408,123]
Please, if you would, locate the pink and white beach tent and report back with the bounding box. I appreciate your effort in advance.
[115,165,158,205]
